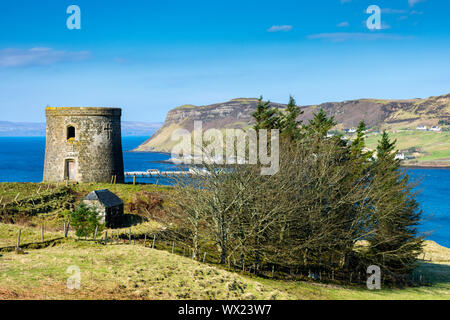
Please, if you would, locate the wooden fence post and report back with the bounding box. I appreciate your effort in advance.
[94,225,98,241]
[133,176,136,185]
[152,234,156,249]
[63,222,66,237]
[65,221,70,237]
[41,225,44,242]
[172,241,174,254]
[14,192,20,204]
[117,231,119,244]
[144,234,147,247]
[203,252,206,263]
[129,228,132,244]
[17,229,21,248]
[105,231,108,244]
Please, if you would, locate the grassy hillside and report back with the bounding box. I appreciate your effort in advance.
[0,239,448,300]
[136,94,450,160]
[1,182,448,300]
[365,130,450,165]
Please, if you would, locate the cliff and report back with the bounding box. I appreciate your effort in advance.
[134,94,450,154]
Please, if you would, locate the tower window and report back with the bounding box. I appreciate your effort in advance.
[67,126,75,140]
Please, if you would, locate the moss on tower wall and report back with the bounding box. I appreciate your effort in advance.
[43,107,124,183]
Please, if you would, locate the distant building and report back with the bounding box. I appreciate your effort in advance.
[83,189,124,228]
[416,125,427,131]
[430,126,441,132]
[395,153,405,160]
[347,128,357,133]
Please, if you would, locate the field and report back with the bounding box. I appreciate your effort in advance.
[0,238,448,300]
[365,130,450,165]
[0,182,449,300]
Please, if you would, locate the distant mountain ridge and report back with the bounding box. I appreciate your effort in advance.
[135,94,450,152]
[0,121,162,137]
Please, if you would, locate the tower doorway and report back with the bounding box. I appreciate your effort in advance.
[65,160,76,181]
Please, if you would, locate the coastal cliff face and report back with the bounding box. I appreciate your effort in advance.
[134,98,286,152]
[135,94,450,153]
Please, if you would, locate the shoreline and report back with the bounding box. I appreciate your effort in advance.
[127,150,450,169]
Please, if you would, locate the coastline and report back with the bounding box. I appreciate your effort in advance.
[401,162,450,169]
[127,149,450,169]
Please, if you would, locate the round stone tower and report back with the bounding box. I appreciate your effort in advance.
[43,107,124,183]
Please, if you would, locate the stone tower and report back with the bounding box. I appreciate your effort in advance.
[43,107,124,183]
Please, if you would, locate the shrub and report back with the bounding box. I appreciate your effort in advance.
[70,203,104,238]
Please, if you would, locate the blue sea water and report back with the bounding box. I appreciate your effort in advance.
[0,137,449,247]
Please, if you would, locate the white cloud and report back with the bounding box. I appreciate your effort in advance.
[308,32,414,42]
[337,21,350,27]
[382,8,407,14]
[408,0,426,7]
[381,21,391,30]
[0,47,91,67]
[267,25,293,32]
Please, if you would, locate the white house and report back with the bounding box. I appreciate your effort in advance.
[430,126,441,132]
[416,125,427,131]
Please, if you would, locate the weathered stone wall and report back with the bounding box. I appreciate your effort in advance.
[82,200,124,228]
[43,107,124,183]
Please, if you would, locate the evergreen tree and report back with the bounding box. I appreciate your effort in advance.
[368,131,423,283]
[280,95,303,140]
[70,203,104,238]
[306,108,336,138]
[252,96,280,130]
[349,121,373,176]
[350,121,368,157]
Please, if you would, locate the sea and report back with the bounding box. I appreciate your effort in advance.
[0,136,449,247]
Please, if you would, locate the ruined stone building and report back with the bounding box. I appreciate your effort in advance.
[43,107,124,183]
[83,189,124,228]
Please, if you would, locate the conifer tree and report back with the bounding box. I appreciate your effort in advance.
[280,95,303,140]
[368,131,423,283]
[350,121,368,157]
[252,96,280,130]
[306,108,336,138]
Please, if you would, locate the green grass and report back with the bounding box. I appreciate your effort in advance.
[0,183,55,203]
[0,223,65,247]
[1,182,448,300]
[366,130,450,163]
[0,182,172,205]
[70,183,172,205]
[0,241,289,300]
[0,239,448,300]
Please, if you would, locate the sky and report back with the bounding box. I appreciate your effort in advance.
[0,0,449,122]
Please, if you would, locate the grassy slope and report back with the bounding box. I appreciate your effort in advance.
[1,183,448,300]
[0,223,64,247]
[0,240,448,300]
[366,131,450,163]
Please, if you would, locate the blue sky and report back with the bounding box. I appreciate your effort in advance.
[0,0,449,122]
